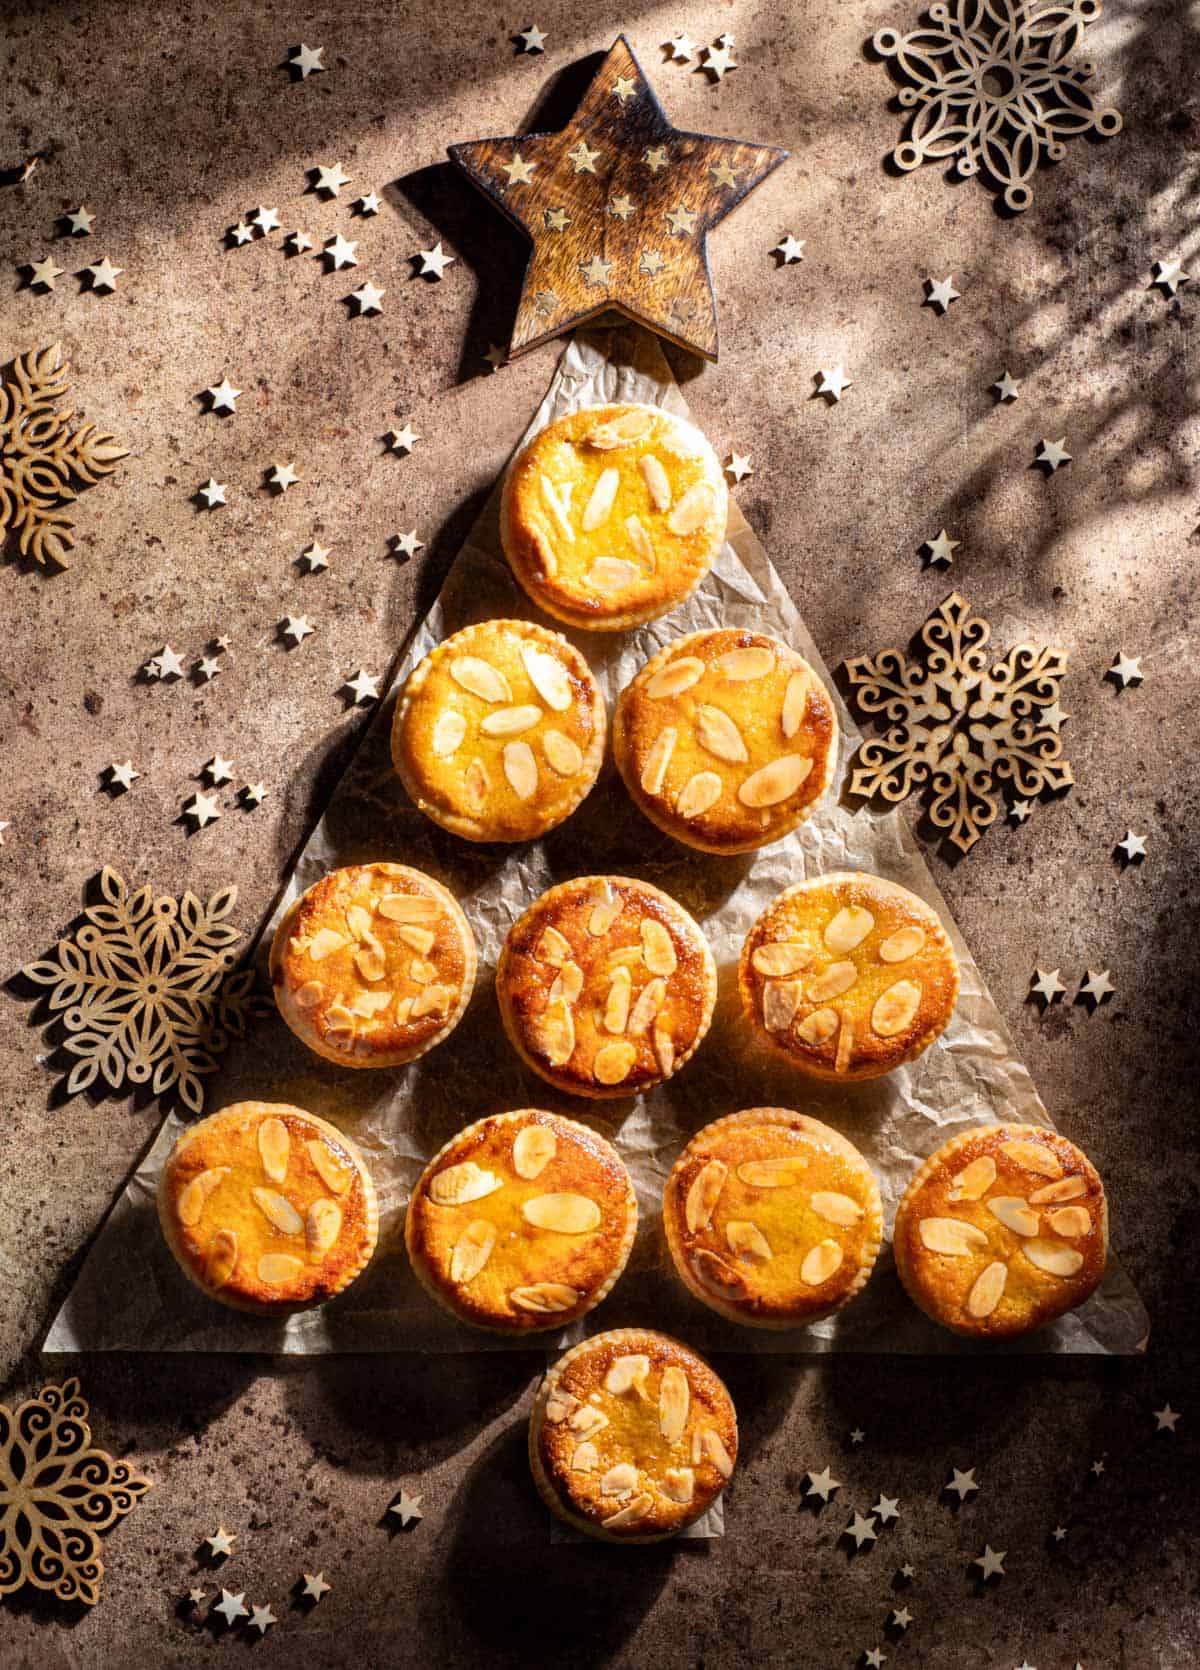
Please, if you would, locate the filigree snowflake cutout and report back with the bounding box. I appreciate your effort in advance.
[22,866,262,1113]
[845,592,1073,853]
[0,1377,150,1606]
[873,0,1122,212]
[0,344,128,568]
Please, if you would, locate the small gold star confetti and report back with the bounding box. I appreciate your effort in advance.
[357,191,382,215]
[64,206,95,235]
[1154,1404,1181,1432]
[889,1607,912,1630]
[973,1545,1006,1580]
[84,256,122,292]
[350,280,385,315]
[1116,830,1147,862]
[415,241,454,278]
[1030,968,1066,1004]
[301,540,330,572]
[203,756,234,786]
[324,233,358,270]
[391,529,424,559]
[289,43,325,78]
[516,23,546,52]
[703,41,737,80]
[725,452,752,483]
[198,478,227,508]
[252,206,279,234]
[772,232,805,262]
[666,32,697,62]
[26,255,64,289]
[844,1512,877,1549]
[313,161,350,196]
[213,1589,248,1627]
[925,275,961,311]
[302,1572,331,1601]
[873,1496,900,1524]
[343,668,380,704]
[1151,257,1187,295]
[281,615,315,646]
[248,1604,276,1635]
[945,1467,978,1501]
[1078,970,1115,1007]
[204,376,241,414]
[993,369,1020,401]
[1108,651,1143,688]
[183,792,221,829]
[924,529,959,567]
[389,1489,423,1527]
[286,229,313,253]
[206,1527,236,1559]
[817,366,851,401]
[268,462,298,492]
[1036,436,1072,472]
[107,761,139,792]
[241,783,268,808]
[387,424,419,453]
[608,193,636,220]
[805,1467,840,1502]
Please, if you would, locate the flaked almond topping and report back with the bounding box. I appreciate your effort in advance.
[569,1403,608,1436]
[781,669,811,738]
[676,769,723,819]
[533,999,575,1067]
[450,655,512,704]
[178,1167,230,1227]
[645,657,704,700]
[878,925,926,963]
[605,1354,651,1395]
[355,946,386,982]
[325,1003,356,1039]
[481,704,542,736]
[639,452,672,512]
[512,1124,557,1180]
[1023,1238,1085,1277]
[548,960,584,1005]
[349,990,390,1020]
[346,905,373,939]
[715,645,775,680]
[1045,1205,1091,1238]
[640,917,677,977]
[662,1467,695,1504]
[871,978,923,1037]
[695,703,748,764]
[463,758,490,812]
[726,1219,773,1261]
[966,1260,1008,1317]
[659,1365,690,1444]
[431,709,466,758]
[258,1253,304,1286]
[801,1239,844,1285]
[685,1159,728,1233]
[540,474,575,544]
[918,1217,990,1256]
[543,730,583,776]
[429,1160,501,1206]
[797,1006,840,1046]
[1000,1138,1063,1179]
[949,1156,997,1202]
[604,965,632,1033]
[306,1139,352,1195]
[409,957,437,985]
[522,1192,602,1233]
[581,466,620,531]
[587,890,621,936]
[377,893,441,924]
[640,726,677,794]
[536,925,571,966]
[306,1198,342,1262]
[307,927,349,962]
[251,1187,304,1236]
[628,976,666,1036]
[625,514,655,569]
[807,961,858,1003]
[395,995,417,1025]
[205,1228,237,1290]
[571,1442,599,1472]
[257,1116,290,1183]
[834,1013,855,1074]
[667,480,715,536]
[762,978,803,1032]
[585,555,641,592]
[600,1462,640,1498]
[521,644,572,711]
[502,740,538,801]
[700,1429,734,1479]
[410,984,452,1019]
[824,906,875,954]
[394,924,435,955]
[752,942,813,977]
[602,1493,654,1530]
[593,1038,637,1085]
[987,1196,1039,1237]
[737,1157,806,1188]
[449,1218,496,1283]
[586,409,654,448]
[653,1025,675,1076]
[737,754,814,808]
[1029,1176,1087,1205]
[545,1387,580,1424]
[510,1281,582,1314]
[295,980,325,1010]
[811,1191,863,1227]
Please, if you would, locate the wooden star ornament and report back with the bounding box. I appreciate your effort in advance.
[448,35,787,361]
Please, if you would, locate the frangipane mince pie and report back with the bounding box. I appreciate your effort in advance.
[529,1329,738,1541]
[613,628,839,853]
[892,1122,1108,1340]
[663,1109,883,1328]
[496,875,716,1099]
[500,403,728,631]
[270,863,476,1068]
[391,618,605,842]
[739,871,959,1081]
[157,1101,378,1314]
[404,1110,636,1332]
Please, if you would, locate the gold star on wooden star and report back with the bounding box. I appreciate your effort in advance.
[448,34,787,361]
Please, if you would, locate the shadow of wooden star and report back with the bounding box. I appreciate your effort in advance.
[448,35,787,362]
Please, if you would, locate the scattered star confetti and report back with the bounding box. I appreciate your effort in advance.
[252,206,279,235]
[390,528,424,560]
[302,1572,331,1601]
[203,755,234,786]
[389,1489,423,1527]
[248,1604,277,1635]
[356,191,382,215]
[350,279,386,315]
[503,153,537,185]
[805,1467,841,1503]
[1108,651,1144,688]
[187,1587,206,1606]
[26,255,65,289]
[608,192,636,219]
[324,233,359,270]
[204,376,241,414]
[213,635,232,654]
[64,205,95,235]
[1151,257,1187,296]
[183,792,222,829]
[387,424,419,454]
[241,783,268,808]
[1036,436,1072,473]
[286,229,313,254]
[643,145,669,172]
[873,1496,900,1525]
[483,343,506,372]
[517,23,546,52]
[544,206,570,231]
[850,1429,866,1445]
[1116,830,1147,862]
[613,75,637,103]
[198,477,227,509]
[1030,968,1067,1005]
[897,1563,915,1582]
[268,462,298,492]
[924,529,959,567]
[1052,1524,1068,1542]
[725,452,753,483]
[1010,799,1033,824]
[301,540,330,572]
[289,42,325,79]
[639,249,665,276]
[973,1544,1006,1580]
[415,240,454,279]
[844,1512,878,1549]
[107,761,139,792]
[313,161,350,196]
[817,366,852,401]
[666,30,697,60]
[230,221,254,246]
[281,614,315,646]
[1154,1404,1181,1433]
[580,253,613,287]
[703,40,738,80]
[153,644,186,679]
[1091,1458,1106,1477]
[84,256,123,292]
[665,204,698,236]
[864,1649,887,1668]
[993,369,1021,401]
[925,275,961,312]
[772,232,805,263]
[568,140,602,174]
[1079,970,1115,1007]
[214,1589,248,1627]
[343,668,380,705]
[205,1527,236,1559]
[709,159,738,188]
[946,1467,978,1501]
[889,1607,912,1631]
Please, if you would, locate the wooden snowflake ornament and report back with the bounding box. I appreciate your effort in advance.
[449,35,787,360]
[845,592,1073,853]
[0,1377,150,1606]
[0,344,128,568]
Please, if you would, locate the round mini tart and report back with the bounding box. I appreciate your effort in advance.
[892,1123,1109,1341]
[529,1329,738,1542]
[270,863,476,1069]
[404,1110,637,1333]
[500,402,728,632]
[613,628,839,853]
[739,871,959,1082]
[391,619,605,842]
[496,875,716,1099]
[663,1109,883,1329]
[156,1101,378,1315]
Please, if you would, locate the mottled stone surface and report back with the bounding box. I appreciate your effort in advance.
[1,1,1197,1665]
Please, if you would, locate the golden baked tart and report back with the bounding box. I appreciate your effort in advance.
[404,1110,637,1333]
[496,875,716,1099]
[270,863,476,1068]
[613,628,839,853]
[893,1123,1109,1341]
[391,619,605,842]
[500,403,728,631]
[739,872,959,1082]
[529,1329,738,1542]
[157,1101,378,1314]
[663,1110,883,1329]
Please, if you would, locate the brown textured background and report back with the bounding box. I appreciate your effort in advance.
[1,1,1197,1665]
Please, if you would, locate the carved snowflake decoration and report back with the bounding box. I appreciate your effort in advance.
[0,344,128,568]
[873,0,1122,212]
[22,866,263,1113]
[0,1377,150,1607]
[845,592,1073,853]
